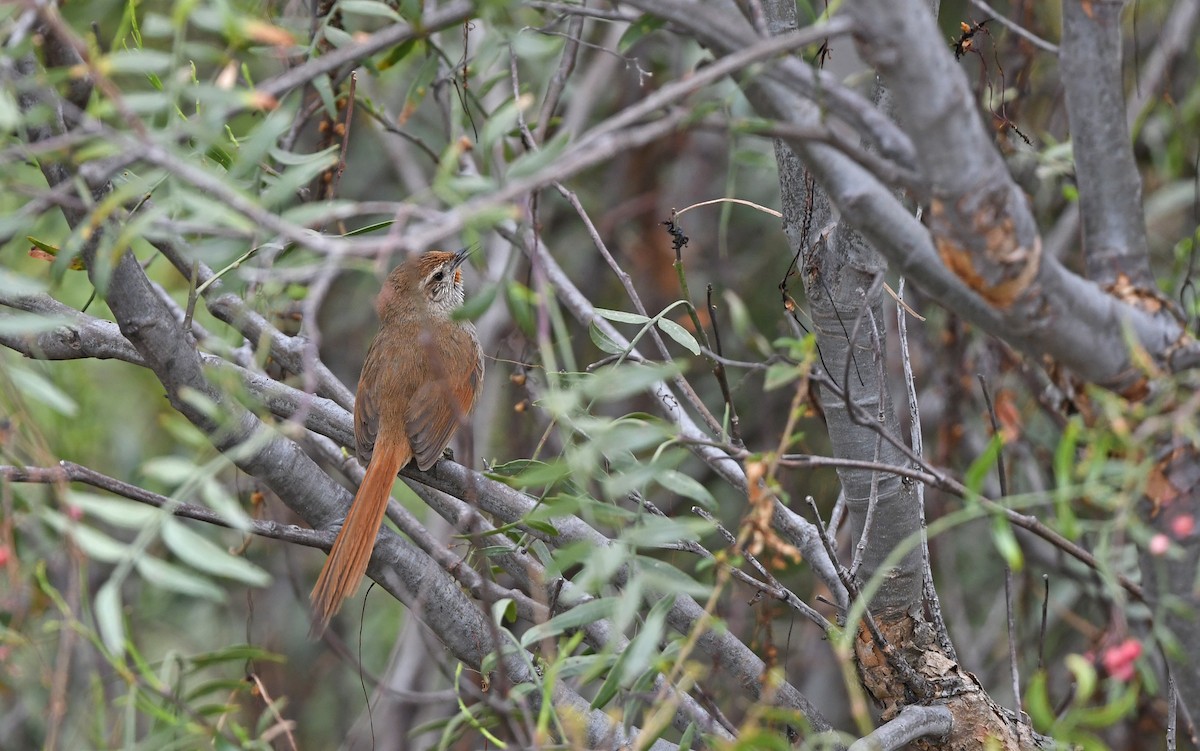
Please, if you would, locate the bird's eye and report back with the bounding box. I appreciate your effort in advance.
[433,271,445,282]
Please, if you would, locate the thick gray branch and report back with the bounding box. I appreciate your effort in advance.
[614,0,1199,392]
[619,0,918,173]
[761,0,923,613]
[1060,0,1152,286]
[806,0,1199,389]
[847,704,952,751]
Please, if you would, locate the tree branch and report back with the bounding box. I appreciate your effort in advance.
[0,462,329,549]
[846,704,952,751]
[1060,0,1153,286]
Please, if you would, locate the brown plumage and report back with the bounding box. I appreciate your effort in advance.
[310,249,483,635]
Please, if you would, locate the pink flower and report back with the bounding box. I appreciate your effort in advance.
[1170,514,1195,539]
[1149,534,1171,556]
[1101,639,1142,682]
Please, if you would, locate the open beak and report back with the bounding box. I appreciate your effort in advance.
[451,246,474,269]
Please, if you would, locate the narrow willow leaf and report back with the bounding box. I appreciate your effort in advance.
[655,469,715,509]
[595,308,651,325]
[589,321,625,355]
[161,520,270,586]
[656,317,700,355]
[339,0,401,19]
[521,598,617,648]
[9,366,78,417]
[96,579,126,656]
[135,557,224,600]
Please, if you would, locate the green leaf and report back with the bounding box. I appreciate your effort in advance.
[504,281,537,337]
[378,39,420,70]
[507,130,570,181]
[188,644,285,669]
[339,0,401,19]
[142,456,198,487]
[595,308,651,325]
[1065,653,1097,702]
[654,470,715,509]
[401,53,440,123]
[68,492,160,528]
[262,147,339,208]
[480,96,525,153]
[96,579,126,656]
[991,514,1023,571]
[656,317,700,355]
[964,435,1001,494]
[677,723,697,751]
[634,555,710,598]
[199,479,253,532]
[491,597,517,625]
[1054,419,1081,539]
[763,362,801,391]
[340,218,395,237]
[621,516,709,548]
[617,14,666,54]
[589,321,626,355]
[104,49,173,74]
[0,87,20,130]
[322,25,354,48]
[521,598,617,648]
[0,268,47,296]
[523,519,560,539]
[9,365,79,417]
[1076,684,1138,727]
[161,519,271,586]
[453,282,498,321]
[1025,670,1054,728]
[512,459,574,489]
[70,523,132,563]
[592,593,674,710]
[619,593,673,685]
[0,312,73,336]
[590,653,624,710]
[579,363,679,402]
[135,556,225,600]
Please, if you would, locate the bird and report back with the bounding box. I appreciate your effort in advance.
[310,248,483,634]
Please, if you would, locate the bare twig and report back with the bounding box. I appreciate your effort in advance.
[897,277,957,660]
[691,506,833,632]
[967,0,1059,53]
[1,462,329,549]
[534,5,584,143]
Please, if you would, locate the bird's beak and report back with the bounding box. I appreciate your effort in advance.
[451,246,474,269]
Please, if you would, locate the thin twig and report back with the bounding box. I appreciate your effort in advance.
[534,5,584,143]
[0,462,330,549]
[1038,574,1049,671]
[897,277,956,660]
[1003,568,1023,730]
[328,71,357,202]
[707,283,743,447]
[966,0,1059,53]
[1168,667,1177,751]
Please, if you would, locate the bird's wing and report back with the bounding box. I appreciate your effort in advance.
[404,328,482,471]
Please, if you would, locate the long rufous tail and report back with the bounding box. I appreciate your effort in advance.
[310,437,409,635]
